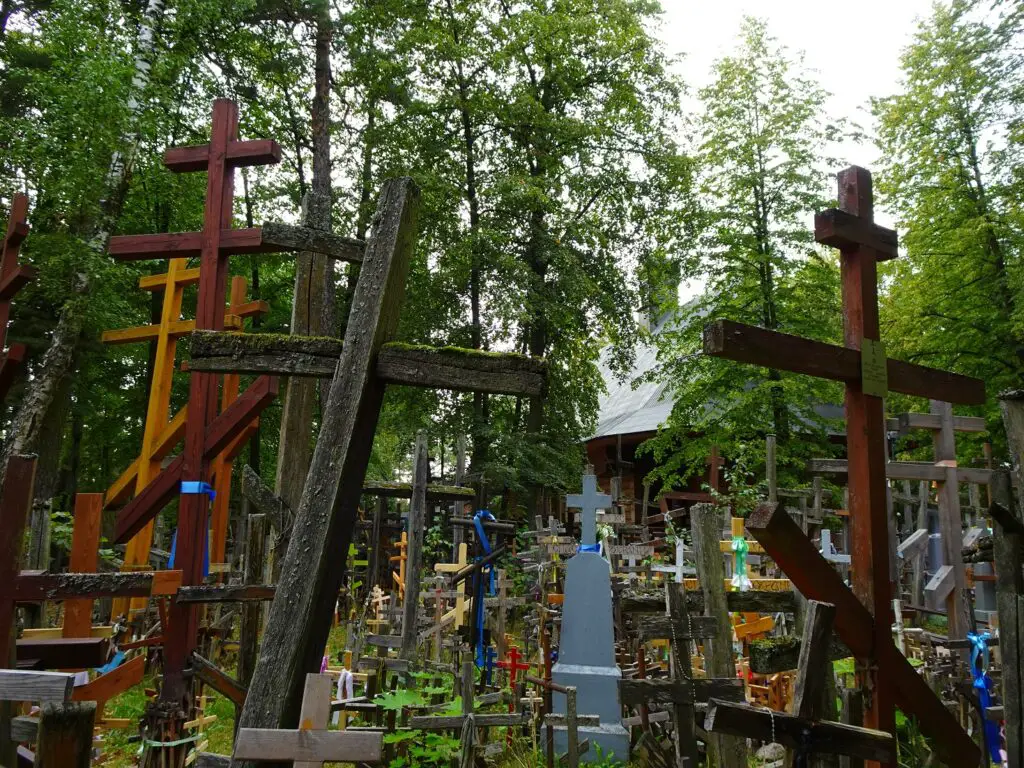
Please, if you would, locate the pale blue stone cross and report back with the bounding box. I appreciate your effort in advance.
[566,472,611,547]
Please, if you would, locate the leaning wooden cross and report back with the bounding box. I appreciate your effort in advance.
[216,176,546,740]
[703,166,983,766]
[0,193,37,402]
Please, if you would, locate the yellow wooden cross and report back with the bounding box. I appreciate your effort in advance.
[434,543,470,629]
[389,532,408,599]
[106,262,266,614]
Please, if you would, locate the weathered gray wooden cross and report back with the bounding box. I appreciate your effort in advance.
[189,179,547,745]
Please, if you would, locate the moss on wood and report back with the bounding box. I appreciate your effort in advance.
[190,330,342,358]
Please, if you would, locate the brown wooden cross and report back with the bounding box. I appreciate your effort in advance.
[0,193,38,401]
[703,166,982,767]
[104,99,326,710]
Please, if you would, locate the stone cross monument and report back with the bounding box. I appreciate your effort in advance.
[550,469,629,762]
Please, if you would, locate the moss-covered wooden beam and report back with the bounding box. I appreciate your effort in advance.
[377,342,546,397]
[749,634,851,675]
[363,480,474,501]
[188,333,547,397]
[189,331,342,377]
[261,221,364,263]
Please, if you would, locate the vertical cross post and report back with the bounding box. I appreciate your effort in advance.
[833,168,895,742]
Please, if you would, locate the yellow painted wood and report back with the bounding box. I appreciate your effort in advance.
[719,540,765,554]
[20,626,113,640]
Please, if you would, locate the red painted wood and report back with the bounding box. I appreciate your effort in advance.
[0,456,37,665]
[0,194,36,402]
[5,572,157,601]
[113,455,183,543]
[162,98,237,709]
[164,139,281,172]
[108,227,270,260]
[834,168,896,751]
[703,320,984,405]
[746,502,979,767]
[202,375,278,459]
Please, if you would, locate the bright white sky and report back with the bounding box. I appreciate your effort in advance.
[656,0,934,186]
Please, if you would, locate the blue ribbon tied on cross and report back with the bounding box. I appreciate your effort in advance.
[968,631,1001,764]
[473,510,498,667]
[168,481,215,578]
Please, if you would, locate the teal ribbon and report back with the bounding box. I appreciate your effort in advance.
[731,536,752,592]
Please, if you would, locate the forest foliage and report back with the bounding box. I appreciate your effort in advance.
[0,0,1020,526]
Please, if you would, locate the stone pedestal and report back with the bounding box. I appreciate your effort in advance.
[549,551,629,763]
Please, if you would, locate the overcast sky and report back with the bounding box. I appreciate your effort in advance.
[655,0,935,175]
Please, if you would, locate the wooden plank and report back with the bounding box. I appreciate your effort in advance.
[20,627,112,640]
[109,228,267,260]
[238,514,267,688]
[164,139,281,172]
[15,638,108,669]
[705,699,896,762]
[362,481,477,501]
[295,674,332,768]
[175,585,275,603]
[188,331,342,378]
[10,715,37,742]
[0,456,38,670]
[238,178,422,734]
[113,455,183,543]
[897,412,986,433]
[5,572,161,601]
[365,635,403,649]
[813,209,898,261]
[409,713,529,729]
[635,614,719,641]
[202,375,278,460]
[70,654,144,708]
[896,529,929,559]
[618,677,744,707]
[32,701,96,768]
[190,652,247,708]
[63,494,103,638]
[924,565,955,610]
[139,267,200,290]
[745,501,980,766]
[232,729,383,763]
[260,221,364,262]
[703,319,985,406]
[376,344,547,397]
[991,467,1023,767]
[621,588,796,615]
[0,670,74,702]
[749,634,852,675]
[791,600,837,718]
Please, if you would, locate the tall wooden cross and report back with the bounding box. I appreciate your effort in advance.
[703,166,983,767]
[0,193,37,401]
[104,99,312,710]
[566,471,611,548]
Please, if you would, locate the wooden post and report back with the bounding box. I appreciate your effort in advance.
[840,689,864,768]
[992,466,1023,768]
[790,600,838,768]
[665,578,699,766]
[401,432,428,661]
[565,686,579,768]
[453,435,467,559]
[0,456,38,767]
[295,673,332,768]
[63,494,103,638]
[766,435,778,502]
[0,193,37,403]
[238,178,420,737]
[930,400,969,639]
[33,701,96,768]
[691,503,746,768]
[238,513,267,689]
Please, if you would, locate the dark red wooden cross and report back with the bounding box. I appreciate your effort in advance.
[704,166,983,768]
[106,99,296,708]
[0,194,38,401]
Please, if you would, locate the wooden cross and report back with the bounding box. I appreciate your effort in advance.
[233,672,382,765]
[498,646,530,689]
[0,193,36,402]
[390,532,408,599]
[435,544,471,630]
[104,99,314,709]
[703,166,983,767]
